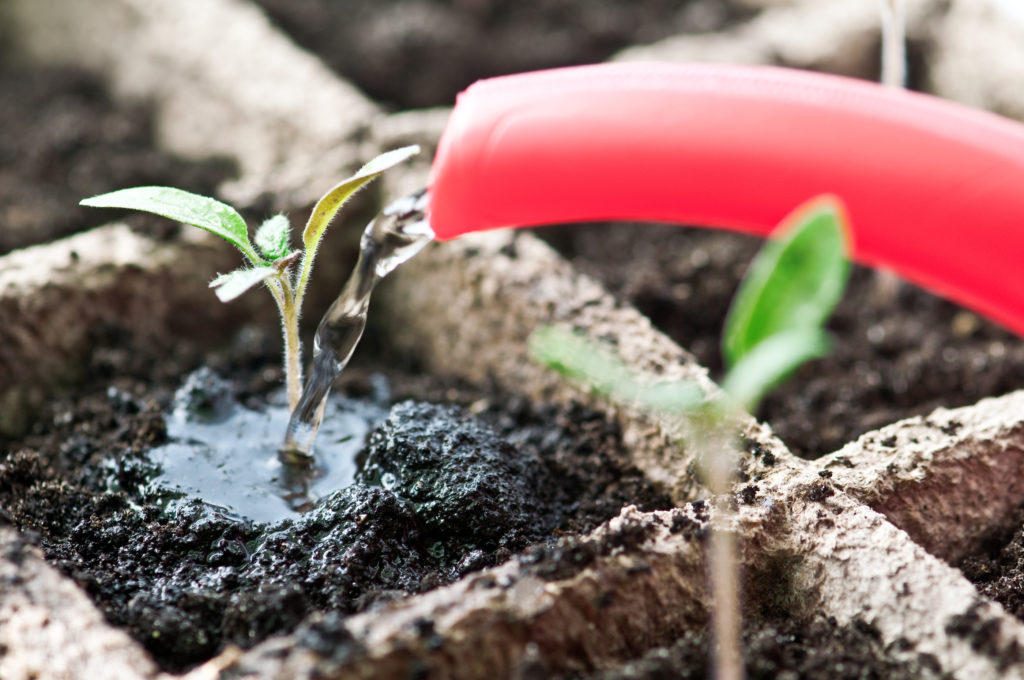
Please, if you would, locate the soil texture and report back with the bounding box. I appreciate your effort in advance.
[961,503,1024,650]
[569,615,944,680]
[0,58,235,254]
[540,223,1024,459]
[250,0,755,108]
[0,326,670,672]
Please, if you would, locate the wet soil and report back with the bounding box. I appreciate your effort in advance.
[0,58,235,254]
[0,324,670,672]
[250,0,755,109]
[539,223,1024,459]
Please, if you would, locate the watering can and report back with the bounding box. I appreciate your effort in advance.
[425,62,1024,337]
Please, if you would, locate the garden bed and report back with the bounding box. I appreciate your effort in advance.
[6,1,1024,679]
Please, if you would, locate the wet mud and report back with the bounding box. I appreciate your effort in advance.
[0,343,670,672]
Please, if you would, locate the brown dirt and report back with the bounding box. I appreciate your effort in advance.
[567,615,944,680]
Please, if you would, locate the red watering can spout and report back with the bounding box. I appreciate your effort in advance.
[427,62,1024,337]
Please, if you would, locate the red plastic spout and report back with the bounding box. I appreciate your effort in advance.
[428,62,1024,337]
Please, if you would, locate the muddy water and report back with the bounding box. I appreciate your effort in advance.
[0,356,670,671]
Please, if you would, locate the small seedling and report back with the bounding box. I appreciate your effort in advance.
[531,195,850,415]
[80,146,421,412]
[529,195,851,680]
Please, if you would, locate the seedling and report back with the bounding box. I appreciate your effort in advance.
[530,195,850,680]
[80,146,421,412]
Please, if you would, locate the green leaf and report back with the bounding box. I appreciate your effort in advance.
[528,326,703,412]
[721,328,831,413]
[635,381,704,414]
[209,266,277,302]
[255,214,291,260]
[301,145,421,255]
[529,326,638,400]
[81,186,260,263]
[722,195,851,369]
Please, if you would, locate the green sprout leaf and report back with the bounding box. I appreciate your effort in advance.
[635,380,704,414]
[255,214,292,260]
[721,328,831,413]
[301,145,421,255]
[722,196,851,369]
[529,326,637,399]
[528,326,703,413]
[209,266,277,302]
[80,186,261,264]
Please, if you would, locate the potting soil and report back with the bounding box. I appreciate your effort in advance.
[0,328,671,672]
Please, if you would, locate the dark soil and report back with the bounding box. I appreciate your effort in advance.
[0,58,235,254]
[0,323,670,672]
[250,0,755,109]
[539,223,1024,459]
[567,615,946,680]
[961,503,1024,661]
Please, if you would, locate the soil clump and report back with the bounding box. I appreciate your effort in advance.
[0,327,670,672]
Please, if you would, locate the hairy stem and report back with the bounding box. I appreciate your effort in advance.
[265,274,303,411]
[280,282,303,411]
[293,249,316,323]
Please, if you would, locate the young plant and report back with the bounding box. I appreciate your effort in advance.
[529,195,850,680]
[80,146,420,411]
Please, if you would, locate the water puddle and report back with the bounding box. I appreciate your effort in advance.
[145,369,388,524]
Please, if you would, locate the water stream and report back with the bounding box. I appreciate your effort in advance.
[281,189,434,461]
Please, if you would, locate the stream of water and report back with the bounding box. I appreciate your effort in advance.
[281,189,434,461]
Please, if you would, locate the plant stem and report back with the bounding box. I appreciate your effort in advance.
[294,250,314,314]
[280,282,303,411]
[706,432,743,680]
[266,274,303,411]
[875,0,907,304]
[879,0,906,90]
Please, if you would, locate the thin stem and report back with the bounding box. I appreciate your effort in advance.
[879,0,906,89]
[875,0,907,304]
[706,440,742,680]
[279,280,303,411]
[264,273,303,410]
[294,249,315,314]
